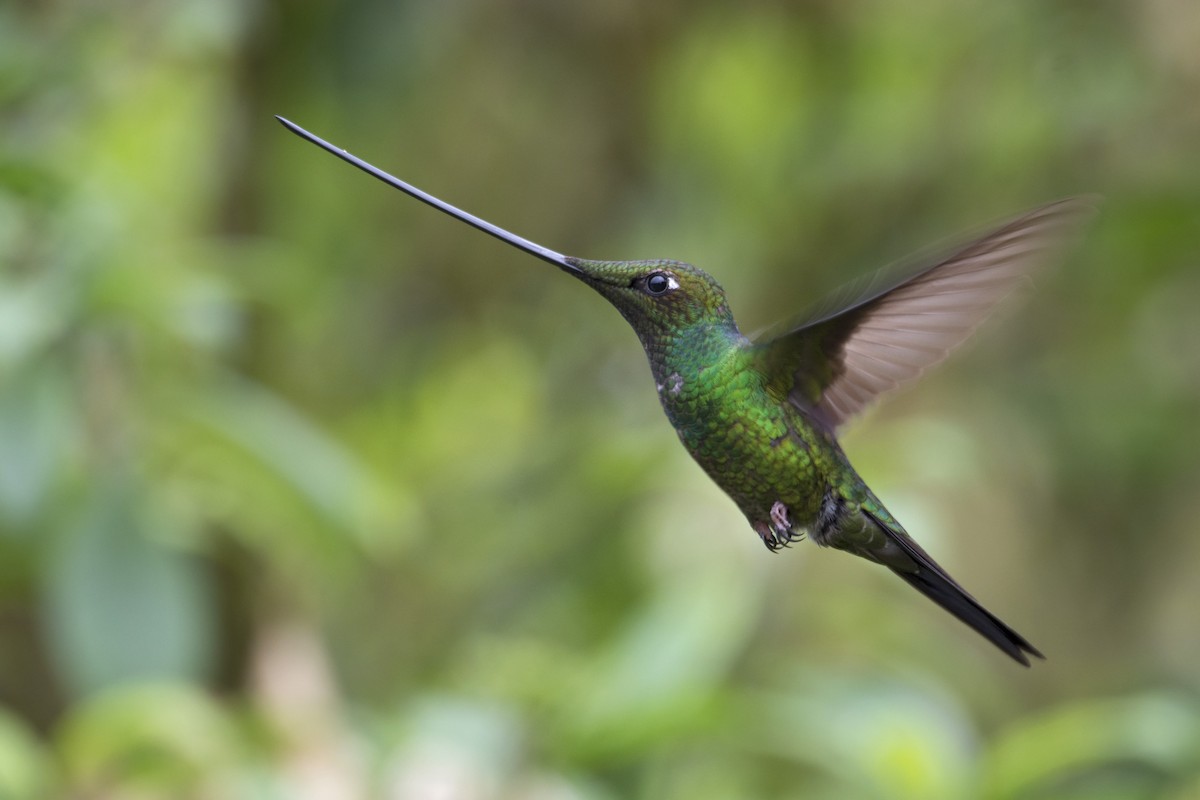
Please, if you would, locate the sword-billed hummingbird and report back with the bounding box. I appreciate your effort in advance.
[278,116,1092,666]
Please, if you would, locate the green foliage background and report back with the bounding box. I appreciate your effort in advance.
[2,1,1199,797]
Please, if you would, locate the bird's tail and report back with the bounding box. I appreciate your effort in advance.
[865,510,1044,666]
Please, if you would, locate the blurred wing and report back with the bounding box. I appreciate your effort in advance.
[754,198,1096,429]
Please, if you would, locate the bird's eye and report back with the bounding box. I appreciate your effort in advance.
[644,272,674,296]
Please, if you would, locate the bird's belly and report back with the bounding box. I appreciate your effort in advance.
[670,399,829,527]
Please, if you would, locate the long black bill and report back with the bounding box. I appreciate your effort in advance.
[275,116,583,274]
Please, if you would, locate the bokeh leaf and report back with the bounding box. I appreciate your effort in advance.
[0,709,53,799]
[57,682,242,797]
[43,482,215,697]
[983,693,1200,799]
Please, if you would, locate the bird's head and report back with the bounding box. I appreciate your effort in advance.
[562,258,738,342]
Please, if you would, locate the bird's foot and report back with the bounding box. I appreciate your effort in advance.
[771,501,790,531]
[755,502,804,553]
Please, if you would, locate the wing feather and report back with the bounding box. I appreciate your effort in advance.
[754,198,1096,429]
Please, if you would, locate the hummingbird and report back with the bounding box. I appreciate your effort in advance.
[277,116,1092,666]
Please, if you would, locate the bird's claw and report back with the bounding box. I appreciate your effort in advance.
[756,502,804,553]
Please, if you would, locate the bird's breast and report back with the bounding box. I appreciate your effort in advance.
[654,355,829,523]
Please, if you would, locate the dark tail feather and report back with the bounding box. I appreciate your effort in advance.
[865,511,1043,666]
[892,565,1043,666]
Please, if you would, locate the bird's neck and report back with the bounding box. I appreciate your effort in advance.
[642,319,748,395]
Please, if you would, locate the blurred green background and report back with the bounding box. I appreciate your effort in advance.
[2,0,1199,797]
